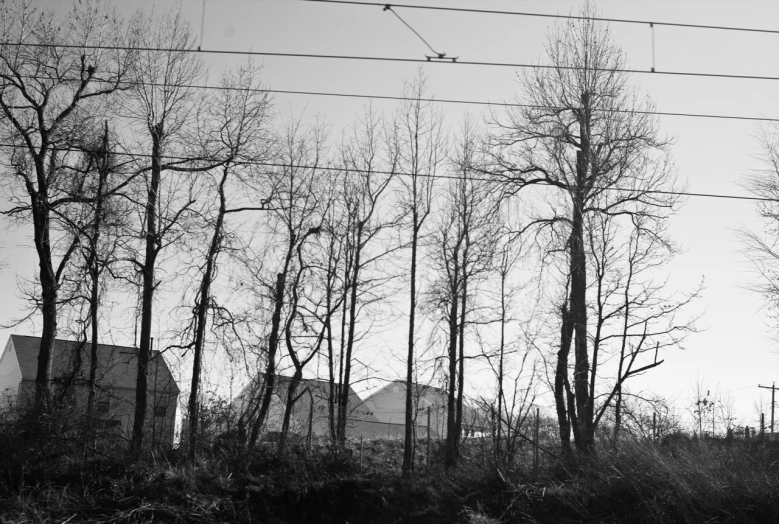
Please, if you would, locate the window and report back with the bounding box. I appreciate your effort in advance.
[94,418,121,429]
[95,389,111,415]
[154,394,169,418]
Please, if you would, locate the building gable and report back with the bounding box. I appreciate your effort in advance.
[233,374,379,431]
[9,335,179,395]
[364,380,487,431]
[0,336,22,404]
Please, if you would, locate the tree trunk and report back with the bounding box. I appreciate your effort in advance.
[455,271,467,450]
[30,138,60,417]
[32,146,58,415]
[613,384,623,445]
[445,254,460,468]
[326,277,336,445]
[338,224,364,446]
[555,302,574,459]
[571,149,591,453]
[403,219,419,476]
[187,167,228,459]
[84,124,109,458]
[132,126,163,452]
[497,264,507,462]
[325,229,342,445]
[278,371,302,454]
[613,258,633,447]
[335,254,350,445]
[249,271,285,448]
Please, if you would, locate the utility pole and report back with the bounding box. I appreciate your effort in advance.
[758,382,777,436]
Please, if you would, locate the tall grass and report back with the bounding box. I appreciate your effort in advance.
[491,437,779,523]
[3,427,779,523]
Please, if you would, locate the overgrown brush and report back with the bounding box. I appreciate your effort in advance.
[4,430,779,523]
[489,438,779,523]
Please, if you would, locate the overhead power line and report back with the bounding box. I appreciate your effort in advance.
[14,72,773,123]
[306,0,779,36]
[8,70,779,122]
[264,89,779,124]
[0,142,765,203]
[5,41,779,83]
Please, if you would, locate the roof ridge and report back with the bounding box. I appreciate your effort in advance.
[12,334,137,351]
[9,335,180,394]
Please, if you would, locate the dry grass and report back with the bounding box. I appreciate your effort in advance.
[2,432,779,523]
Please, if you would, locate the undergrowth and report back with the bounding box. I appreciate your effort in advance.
[2,433,779,523]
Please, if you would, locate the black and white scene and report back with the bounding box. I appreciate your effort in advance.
[1,0,778,522]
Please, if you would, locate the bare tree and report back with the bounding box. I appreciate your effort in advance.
[182,62,273,458]
[335,106,398,445]
[585,211,699,445]
[244,119,327,449]
[688,375,714,438]
[61,122,128,455]
[489,6,681,455]
[389,71,445,475]
[488,222,533,464]
[123,5,207,451]
[430,117,499,467]
[0,0,131,414]
[741,126,779,335]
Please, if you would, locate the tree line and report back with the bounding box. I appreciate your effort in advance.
[1,0,706,470]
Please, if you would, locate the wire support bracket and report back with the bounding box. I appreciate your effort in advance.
[383,4,458,63]
[650,22,656,73]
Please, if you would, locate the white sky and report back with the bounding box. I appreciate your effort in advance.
[3,0,779,428]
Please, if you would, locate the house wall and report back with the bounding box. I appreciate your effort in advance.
[0,337,21,411]
[365,383,451,437]
[233,377,380,440]
[88,385,178,448]
[263,393,336,438]
[365,384,407,424]
[16,380,179,447]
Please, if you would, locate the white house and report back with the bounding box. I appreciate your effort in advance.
[0,335,179,447]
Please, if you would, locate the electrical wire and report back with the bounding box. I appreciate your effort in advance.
[305,0,779,36]
[10,71,779,123]
[0,142,766,203]
[262,89,779,123]
[4,41,779,83]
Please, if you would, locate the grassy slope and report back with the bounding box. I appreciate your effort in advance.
[2,438,779,523]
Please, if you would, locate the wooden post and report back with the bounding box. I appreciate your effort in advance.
[652,411,657,442]
[491,406,497,462]
[426,406,431,469]
[758,383,779,436]
[307,400,314,451]
[762,413,766,439]
[533,408,539,481]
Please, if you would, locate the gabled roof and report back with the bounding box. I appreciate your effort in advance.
[236,374,376,419]
[273,375,361,403]
[365,379,488,428]
[9,335,179,394]
[376,379,448,404]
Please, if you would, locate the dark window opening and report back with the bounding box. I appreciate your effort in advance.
[154,394,169,418]
[95,390,111,415]
[94,418,121,429]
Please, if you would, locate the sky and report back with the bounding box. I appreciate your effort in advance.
[3,0,779,428]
